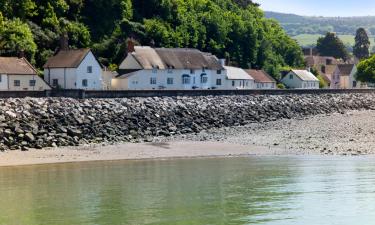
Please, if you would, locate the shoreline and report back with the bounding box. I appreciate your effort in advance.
[0,141,285,167]
[2,110,375,167]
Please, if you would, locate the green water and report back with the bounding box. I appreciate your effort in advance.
[1,157,375,225]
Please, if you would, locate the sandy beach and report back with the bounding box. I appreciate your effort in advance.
[1,110,375,167]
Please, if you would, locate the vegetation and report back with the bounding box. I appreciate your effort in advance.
[0,0,304,79]
[317,33,349,60]
[310,67,327,88]
[265,11,375,36]
[353,28,370,60]
[356,55,375,83]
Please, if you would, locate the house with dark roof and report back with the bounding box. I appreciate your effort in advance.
[43,48,103,90]
[245,69,276,89]
[0,57,51,91]
[113,45,227,90]
[281,70,319,89]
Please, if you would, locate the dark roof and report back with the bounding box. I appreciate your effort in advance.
[131,46,223,70]
[43,49,91,68]
[245,69,276,83]
[305,56,338,67]
[0,57,37,75]
[323,65,338,75]
[337,64,355,76]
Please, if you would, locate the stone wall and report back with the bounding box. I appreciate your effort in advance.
[1,93,375,151]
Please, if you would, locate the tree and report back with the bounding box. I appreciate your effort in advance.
[316,32,349,60]
[356,54,375,83]
[353,28,370,60]
[0,18,37,61]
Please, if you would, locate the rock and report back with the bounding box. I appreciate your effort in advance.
[67,128,82,137]
[25,133,35,142]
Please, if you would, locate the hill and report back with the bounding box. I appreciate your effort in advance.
[265,11,375,36]
[0,0,304,79]
[265,11,375,48]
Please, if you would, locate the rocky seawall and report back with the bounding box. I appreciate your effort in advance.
[1,94,375,151]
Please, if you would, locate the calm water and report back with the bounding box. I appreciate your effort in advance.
[1,157,375,225]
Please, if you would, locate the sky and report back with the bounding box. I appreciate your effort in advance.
[255,0,375,17]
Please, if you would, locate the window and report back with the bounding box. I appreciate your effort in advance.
[200,74,208,84]
[52,79,58,87]
[217,70,222,74]
[216,79,222,85]
[0,75,2,83]
[182,75,190,84]
[87,66,93,73]
[29,80,36,87]
[289,74,293,79]
[82,79,88,87]
[167,78,174,85]
[232,81,235,87]
[150,77,157,85]
[246,81,249,86]
[14,80,20,87]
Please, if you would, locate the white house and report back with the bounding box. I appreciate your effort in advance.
[0,57,51,91]
[281,70,319,89]
[112,46,226,90]
[224,66,255,89]
[245,69,277,89]
[43,48,103,90]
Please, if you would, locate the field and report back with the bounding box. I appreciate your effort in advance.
[292,34,364,47]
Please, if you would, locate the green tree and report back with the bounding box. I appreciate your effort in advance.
[316,32,349,60]
[356,54,375,83]
[353,27,370,60]
[0,18,37,61]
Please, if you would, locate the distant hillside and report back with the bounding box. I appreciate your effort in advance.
[265,11,375,36]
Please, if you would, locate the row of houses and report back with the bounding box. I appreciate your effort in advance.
[305,54,363,89]
[4,42,365,91]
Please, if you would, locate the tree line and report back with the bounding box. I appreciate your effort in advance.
[0,0,304,79]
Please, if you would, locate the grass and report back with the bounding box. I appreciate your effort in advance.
[292,34,375,48]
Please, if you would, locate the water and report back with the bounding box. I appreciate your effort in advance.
[1,157,375,225]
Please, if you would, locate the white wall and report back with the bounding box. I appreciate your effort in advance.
[8,75,51,91]
[224,79,255,90]
[255,82,276,89]
[0,74,8,90]
[44,68,76,89]
[76,51,102,90]
[115,69,227,90]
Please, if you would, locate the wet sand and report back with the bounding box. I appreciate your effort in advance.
[0,141,283,167]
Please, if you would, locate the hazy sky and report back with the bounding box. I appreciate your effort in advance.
[255,0,375,17]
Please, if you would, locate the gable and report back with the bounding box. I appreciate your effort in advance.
[119,54,142,70]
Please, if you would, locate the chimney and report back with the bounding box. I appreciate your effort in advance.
[127,39,135,53]
[60,32,69,51]
[18,50,25,58]
[219,59,226,66]
[150,39,155,48]
[321,65,326,74]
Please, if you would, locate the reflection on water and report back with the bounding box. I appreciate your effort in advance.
[1,157,375,225]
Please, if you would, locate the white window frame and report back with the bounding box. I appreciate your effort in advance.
[29,80,36,87]
[150,77,157,85]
